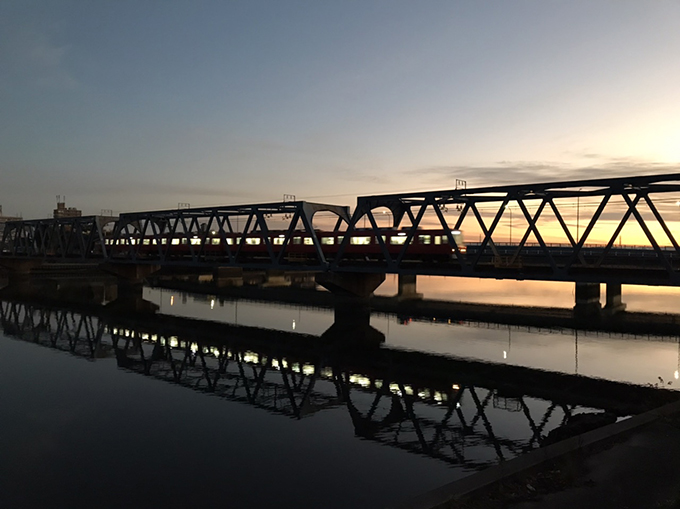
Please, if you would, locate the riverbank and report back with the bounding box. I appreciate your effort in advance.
[394,398,680,509]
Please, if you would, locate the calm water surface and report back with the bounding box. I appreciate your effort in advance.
[1,279,678,508]
[149,286,680,389]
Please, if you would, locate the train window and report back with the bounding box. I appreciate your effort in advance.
[181,238,187,245]
[161,239,167,245]
[171,239,180,245]
[337,236,344,244]
[211,238,220,245]
[225,238,234,245]
[273,237,285,245]
[143,239,150,245]
[390,236,407,245]
[293,237,301,245]
[350,236,371,245]
[304,237,313,245]
[190,238,201,245]
[321,237,334,245]
[418,235,431,245]
[245,238,261,245]
[374,235,386,244]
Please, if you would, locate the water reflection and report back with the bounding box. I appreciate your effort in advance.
[2,293,677,476]
[375,275,680,313]
[147,286,680,389]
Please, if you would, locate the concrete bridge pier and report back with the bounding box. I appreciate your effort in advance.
[315,272,386,299]
[573,282,602,318]
[603,282,627,315]
[316,272,386,346]
[99,263,161,314]
[213,267,244,287]
[261,270,289,288]
[574,282,627,319]
[396,274,423,301]
[103,283,159,314]
[100,263,161,285]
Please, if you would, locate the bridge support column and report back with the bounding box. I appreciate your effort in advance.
[316,272,386,346]
[100,263,160,285]
[315,272,385,298]
[574,282,601,318]
[104,283,159,314]
[396,274,423,301]
[603,283,626,315]
[261,270,289,288]
[99,263,161,313]
[213,267,243,287]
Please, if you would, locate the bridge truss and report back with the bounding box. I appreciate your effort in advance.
[0,215,116,259]
[331,173,680,284]
[107,200,350,269]
[3,174,680,285]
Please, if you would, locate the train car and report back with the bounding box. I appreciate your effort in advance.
[106,228,466,263]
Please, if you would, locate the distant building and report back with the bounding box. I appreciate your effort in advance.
[54,198,82,219]
[0,205,22,237]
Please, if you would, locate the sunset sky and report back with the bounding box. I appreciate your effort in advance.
[2,1,680,221]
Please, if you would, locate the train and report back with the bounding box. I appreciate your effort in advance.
[105,228,467,262]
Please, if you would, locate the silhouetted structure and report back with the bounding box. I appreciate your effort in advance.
[0,205,21,237]
[53,196,82,219]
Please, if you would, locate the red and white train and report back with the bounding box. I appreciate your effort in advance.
[106,228,466,261]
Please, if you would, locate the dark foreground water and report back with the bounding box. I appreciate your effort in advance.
[0,283,677,508]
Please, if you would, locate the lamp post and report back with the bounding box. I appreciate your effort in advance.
[577,190,581,243]
[504,204,513,244]
[382,210,391,228]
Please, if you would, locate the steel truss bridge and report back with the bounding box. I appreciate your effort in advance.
[3,173,680,285]
[2,298,677,470]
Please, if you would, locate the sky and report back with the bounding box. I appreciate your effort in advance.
[2,0,680,220]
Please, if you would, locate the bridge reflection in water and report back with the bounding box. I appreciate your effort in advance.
[2,292,677,474]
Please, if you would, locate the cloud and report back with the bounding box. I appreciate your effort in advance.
[406,157,680,189]
[0,22,78,90]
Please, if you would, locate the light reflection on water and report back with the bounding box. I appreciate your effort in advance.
[3,282,679,508]
[374,275,680,313]
[145,286,680,391]
[2,293,629,509]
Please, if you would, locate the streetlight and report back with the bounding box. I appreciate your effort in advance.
[382,210,392,228]
[504,204,513,244]
[577,189,582,243]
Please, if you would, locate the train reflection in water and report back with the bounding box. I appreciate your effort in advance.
[1,295,677,473]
